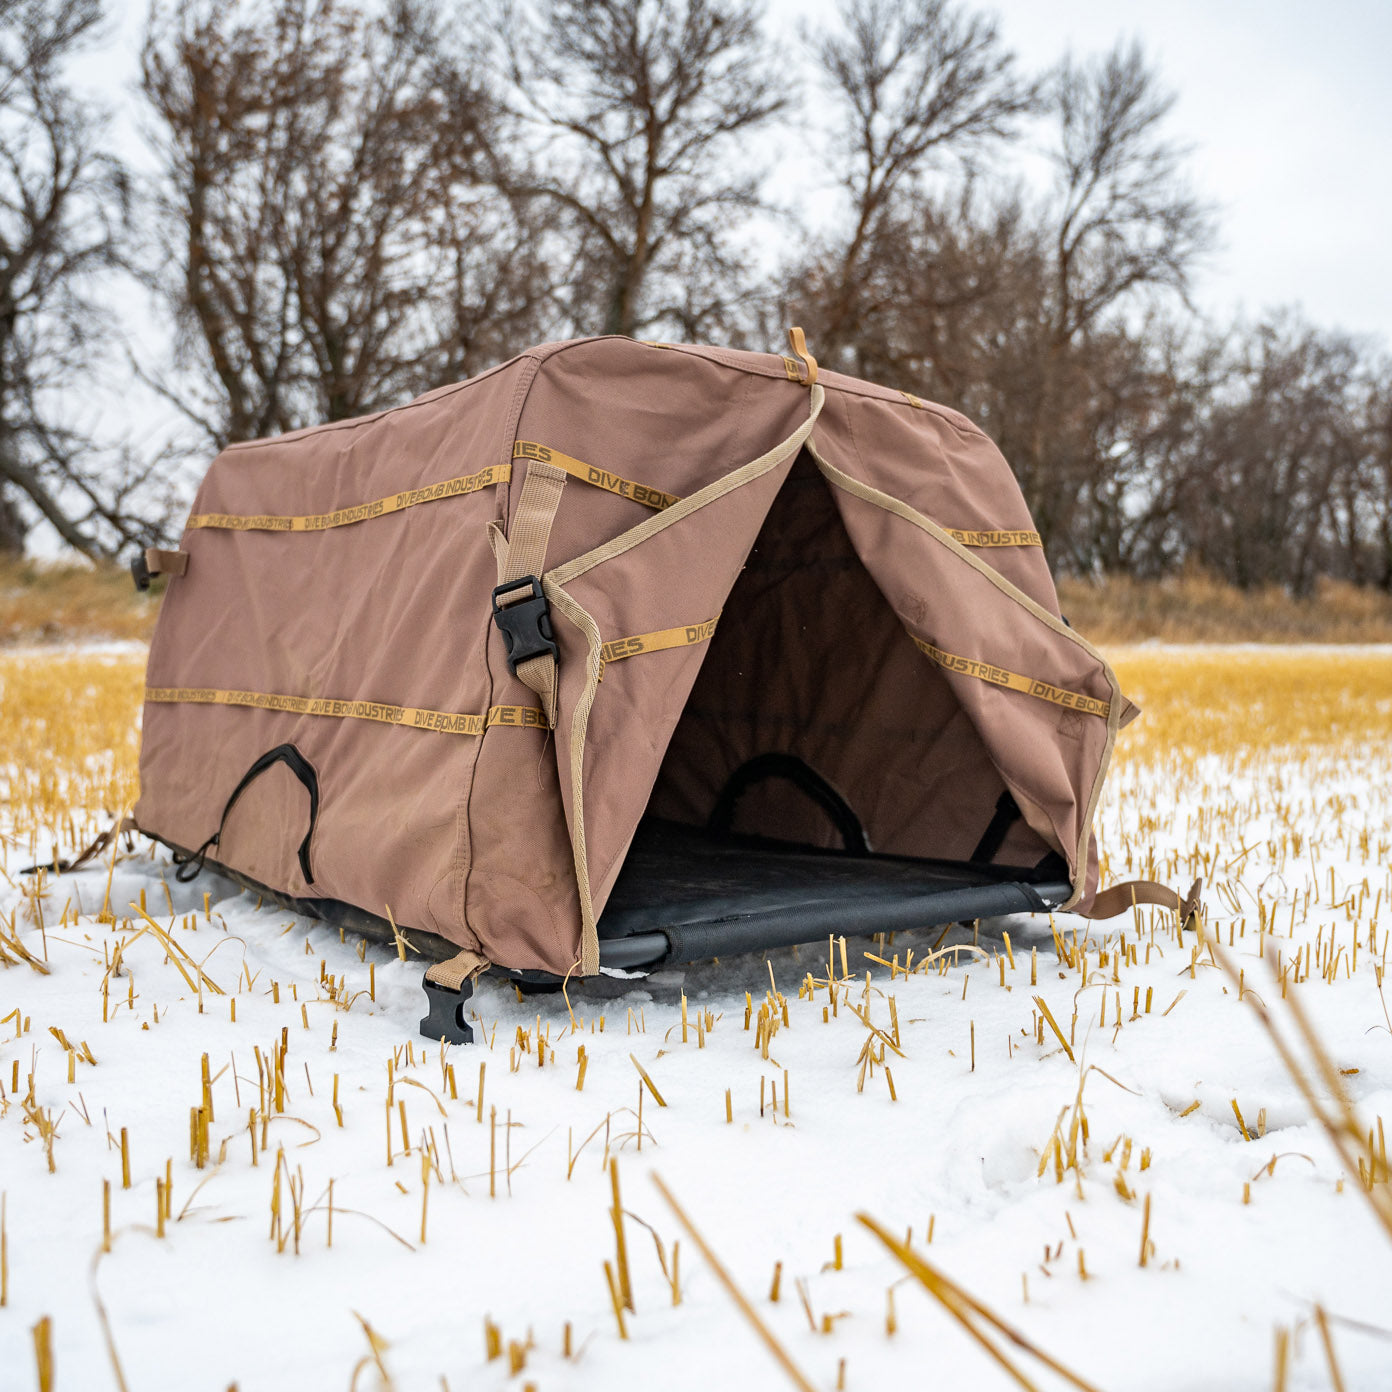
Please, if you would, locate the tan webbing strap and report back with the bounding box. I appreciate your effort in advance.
[145,548,189,577]
[512,442,678,511]
[598,615,719,676]
[1085,877,1204,925]
[498,460,566,582]
[186,464,510,532]
[496,459,567,727]
[550,383,827,589]
[424,948,490,992]
[912,638,1111,719]
[787,326,818,386]
[144,686,545,736]
[21,817,138,876]
[943,528,1043,548]
[545,384,828,979]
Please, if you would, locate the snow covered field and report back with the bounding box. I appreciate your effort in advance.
[1,647,1390,1391]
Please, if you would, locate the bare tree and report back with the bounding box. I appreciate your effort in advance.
[1165,317,1367,593]
[801,181,1040,395]
[794,0,1034,364]
[1366,364,1392,590]
[494,0,784,341]
[788,29,1217,573]
[983,40,1215,566]
[1048,41,1211,345]
[0,0,162,557]
[141,0,548,448]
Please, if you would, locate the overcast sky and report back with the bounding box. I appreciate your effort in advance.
[765,0,1392,346]
[950,0,1392,344]
[82,0,1392,347]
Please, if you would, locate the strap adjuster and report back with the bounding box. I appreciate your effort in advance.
[420,974,475,1044]
[491,575,558,676]
[131,548,189,591]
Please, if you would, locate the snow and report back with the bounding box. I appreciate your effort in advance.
[0,641,149,661]
[2,672,1391,1390]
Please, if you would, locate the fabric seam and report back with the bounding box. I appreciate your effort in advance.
[221,349,551,452]
[457,353,545,947]
[642,340,985,439]
[806,421,1121,910]
[546,384,826,970]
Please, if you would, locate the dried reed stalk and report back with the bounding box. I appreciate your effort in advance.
[32,1315,54,1392]
[653,1174,817,1392]
[629,1054,667,1106]
[1203,927,1392,1242]
[856,1214,1101,1392]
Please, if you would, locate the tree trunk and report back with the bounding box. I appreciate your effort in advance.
[0,485,26,555]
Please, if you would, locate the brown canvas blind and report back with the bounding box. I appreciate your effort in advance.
[134,333,1158,987]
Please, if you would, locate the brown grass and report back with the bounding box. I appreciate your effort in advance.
[1106,647,1392,771]
[0,559,160,648]
[1058,570,1392,646]
[4,556,1392,649]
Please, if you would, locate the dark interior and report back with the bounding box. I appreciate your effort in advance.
[594,452,1068,968]
[597,817,1071,968]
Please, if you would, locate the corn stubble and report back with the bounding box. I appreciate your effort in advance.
[3,649,1392,1390]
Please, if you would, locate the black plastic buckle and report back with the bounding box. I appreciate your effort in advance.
[491,575,557,676]
[420,975,475,1045]
[130,551,151,592]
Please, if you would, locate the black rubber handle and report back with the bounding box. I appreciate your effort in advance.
[970,790,1020,865]
[176,744,319,884]
[708,752,868,855]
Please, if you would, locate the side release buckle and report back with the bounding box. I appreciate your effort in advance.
[420,974,475,1045]
[131,551,152,591]
[491,575,557,676]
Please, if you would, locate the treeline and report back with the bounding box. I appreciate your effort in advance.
[2,0,1390,592]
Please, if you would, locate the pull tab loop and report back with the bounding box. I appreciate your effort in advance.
[786,326,819,387]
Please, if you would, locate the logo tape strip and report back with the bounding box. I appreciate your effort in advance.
[186,464,511,533]
[512,441,679,511]
[598,615,719,677]
[144,686,547,735]
[943,528,1043,548]
[911,639,1110,719]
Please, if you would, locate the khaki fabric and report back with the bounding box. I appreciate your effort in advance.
[136,335,1135,975]
[144,548,189,577]
[1085,878,1204,923]
[424,948,491,991]
[494,458,567,726]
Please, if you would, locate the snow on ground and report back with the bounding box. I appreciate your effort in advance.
[1,648,1390,1391]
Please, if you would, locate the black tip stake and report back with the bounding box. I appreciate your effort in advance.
[419,974,475,1045]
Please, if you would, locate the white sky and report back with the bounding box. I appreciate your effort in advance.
[989,0,1392,344]
[769,0,1392,346]
[75,0,1392,345]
